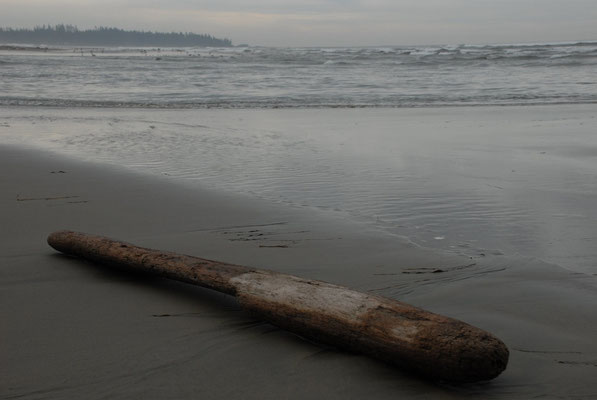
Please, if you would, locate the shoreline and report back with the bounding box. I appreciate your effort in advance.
[3,104,597,275]
[2,144,596,398]
[2,102,597,111]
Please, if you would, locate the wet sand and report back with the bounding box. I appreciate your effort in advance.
[2,144,596,399]
[3,105,597,274]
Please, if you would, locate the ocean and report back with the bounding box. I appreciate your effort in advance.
[1,42,596,274]
[2,42,597,108]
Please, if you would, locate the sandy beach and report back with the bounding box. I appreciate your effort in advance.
[2,143,596,399]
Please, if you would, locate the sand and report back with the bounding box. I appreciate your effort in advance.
[1,144,596,399]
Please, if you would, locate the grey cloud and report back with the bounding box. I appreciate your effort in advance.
[0,0,595,46]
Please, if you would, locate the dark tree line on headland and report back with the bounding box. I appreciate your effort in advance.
[0,24,232,47]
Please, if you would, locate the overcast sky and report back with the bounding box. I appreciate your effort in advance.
[1,0,596,46]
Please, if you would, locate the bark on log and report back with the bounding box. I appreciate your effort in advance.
[47,230,508,382]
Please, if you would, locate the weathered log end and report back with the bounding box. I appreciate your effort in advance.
[366,299,509,382]
[231,271,509,382]
[48,230,252,295]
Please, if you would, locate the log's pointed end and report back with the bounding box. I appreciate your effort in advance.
[416,324,510,383]
[48,230,79,254]
[453,333,509,383]
[490,342,510,381]
[360,299,510,383]
[484,337,509,381]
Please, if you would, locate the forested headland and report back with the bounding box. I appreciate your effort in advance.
[0,25,232,47]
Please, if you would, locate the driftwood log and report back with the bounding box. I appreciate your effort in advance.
[47,230,508,382]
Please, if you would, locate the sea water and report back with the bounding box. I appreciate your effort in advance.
[1,42,596,108]
[1,43,596,274]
